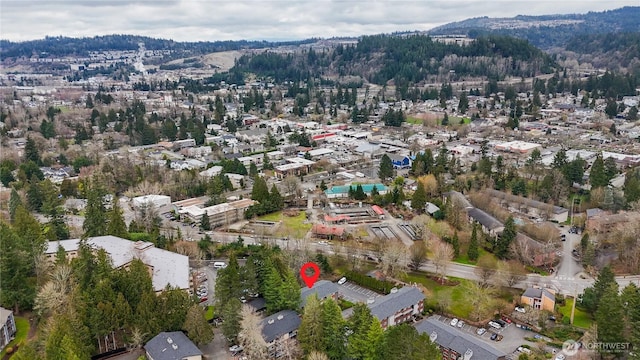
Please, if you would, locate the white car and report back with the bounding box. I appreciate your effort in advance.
[338,277,347,285]
[450,318,459,327]
[515,306,526,313]
[457,320,465,328]
[476,328,486,335]
[229,345,243,354]
[555,355,565,360]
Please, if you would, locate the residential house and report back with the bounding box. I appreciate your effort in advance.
[415,317,507,360]
[172,139,196,151]
[300,280,339,308]
[520,287,556,312]
[425,202,441,217]
[145,331,202,360]
[261,310,301,358]
[0,307,16,352]
[386,153,411,169]
[369,286,425,329]
[45,236,189,292]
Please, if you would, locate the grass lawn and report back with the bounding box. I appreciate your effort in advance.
[258,211,312,238]
[407,116,424,125]
[0,316,30,357]
[403,272,474,319]
[454,248,493,265]
[557,298,593,329]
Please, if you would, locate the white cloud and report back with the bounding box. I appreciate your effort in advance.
[1,0,637,42]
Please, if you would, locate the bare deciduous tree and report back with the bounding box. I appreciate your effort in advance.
[307,351,329,360]
[475,254,498,288]
[282,175,302,201]
[463,280,497,321]
[409,241,428,271]
[379,241,409,278]
[238,305,268,360]
[431,240,454,283]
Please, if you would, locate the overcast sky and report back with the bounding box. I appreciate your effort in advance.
[1,1,637,42]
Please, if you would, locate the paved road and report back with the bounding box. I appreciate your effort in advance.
[205,232,640,297]
[555,226,583,280]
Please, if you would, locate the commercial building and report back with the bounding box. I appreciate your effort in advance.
[132,194,172,209]
[179,198,256,227]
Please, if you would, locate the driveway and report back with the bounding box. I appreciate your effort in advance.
[200,328,231,360]
[199,266,218,306]
[338,281,382,303]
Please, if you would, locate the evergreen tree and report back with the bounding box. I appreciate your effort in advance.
[200,213,211,231]
[24,136,41,165]
[590,153,608,188]
[451,231,460,258]
[496,217,516,259]
[298,294,324,355]
[106,197,129,239]
[221,298,242,342]
[8,188,22,221]
[249,162,258,177]
[83,184,107,237]
[378,154,394,181]
[322,299,346,360]
[595,284,626,355]
[468,222,479,261]
[182,304,214,345]
[0,222,38,312]
[411,181,427,211]
[379,324,442,360]
[364,319,383,360]
[347,303,376,359]
[320,179,327,191]
[458,92,469,113]
[270,184,284,210]
[251,176,270,203]
[215,254,242,308]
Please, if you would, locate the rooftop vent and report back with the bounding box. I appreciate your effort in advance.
[167,337,173,344]
[172,344,178,350]
[277,315,284,320]
[268,319,275,324]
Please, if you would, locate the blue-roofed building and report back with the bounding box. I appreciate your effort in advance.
[324,183,387,199]
[386,153,412,169]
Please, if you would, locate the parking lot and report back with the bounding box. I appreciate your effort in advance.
[337,281,382,303]
[430,315,539,356]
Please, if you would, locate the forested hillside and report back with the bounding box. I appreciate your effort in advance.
[0,35,315,59]
[217,35,555,86]
[429,6,640,49]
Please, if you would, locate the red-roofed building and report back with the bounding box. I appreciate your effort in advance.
[324,214,350,224]
[312,224,346,240]
[371,205,385,219]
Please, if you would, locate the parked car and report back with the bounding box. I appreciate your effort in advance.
[338,277,347,285]
[490,333,498,341]
[515,306,526,313]
[476,328,486,336]
[229,345,244,354]
[450,318,459,327]
[555,354,565,360]
[501,316,512,324]
[495,319,507,327]
[199,297,208,303]
[488,321,501,329]
[213,261,227,269]
[457,320,465,328]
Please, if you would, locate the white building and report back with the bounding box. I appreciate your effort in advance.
[132,194,171,209]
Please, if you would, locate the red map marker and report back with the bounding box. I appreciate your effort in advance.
[300,262,320,288]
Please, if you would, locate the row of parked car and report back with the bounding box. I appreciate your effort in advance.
[450,315,514,342]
